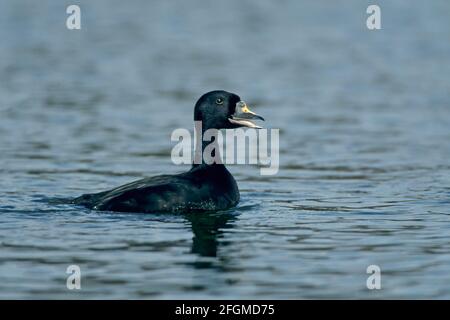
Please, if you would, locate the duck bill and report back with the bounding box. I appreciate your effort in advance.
[229,101,265,129]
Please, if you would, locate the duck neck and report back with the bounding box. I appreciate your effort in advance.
[193,121,222,166]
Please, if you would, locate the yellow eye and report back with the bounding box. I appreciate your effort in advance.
[215,98,224,105]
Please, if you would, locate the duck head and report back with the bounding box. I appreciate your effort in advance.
[194,90,264,130]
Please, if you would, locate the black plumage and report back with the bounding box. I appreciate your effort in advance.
[72,90,264,213]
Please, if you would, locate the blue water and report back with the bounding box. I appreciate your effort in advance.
[1,0,450,299]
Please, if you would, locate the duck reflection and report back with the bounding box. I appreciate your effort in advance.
[185,212,236,257]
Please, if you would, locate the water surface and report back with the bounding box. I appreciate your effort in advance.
[1,0,450,299]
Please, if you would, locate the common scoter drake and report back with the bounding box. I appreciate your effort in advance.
[72,90,264,213]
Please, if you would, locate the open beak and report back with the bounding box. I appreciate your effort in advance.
[229,101,265,129]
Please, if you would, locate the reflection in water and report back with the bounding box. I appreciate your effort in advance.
[185,212,236,257]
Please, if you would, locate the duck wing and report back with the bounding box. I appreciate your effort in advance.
[73,173,205,213]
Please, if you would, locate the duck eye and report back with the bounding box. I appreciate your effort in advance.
[215,98,224,105]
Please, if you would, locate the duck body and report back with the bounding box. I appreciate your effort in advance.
[73,164,239,213]
[72,90,263,214]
